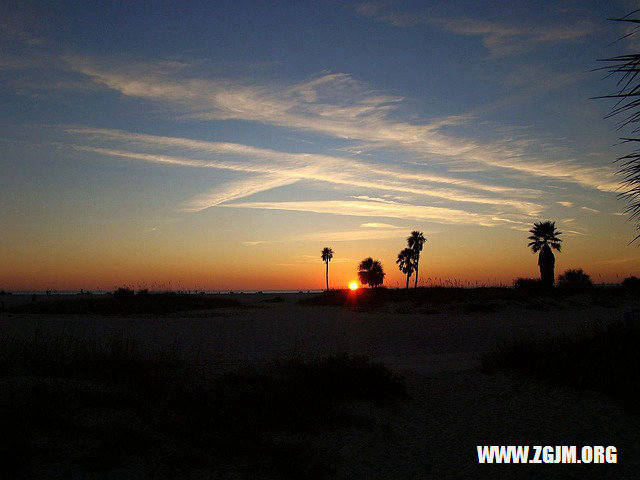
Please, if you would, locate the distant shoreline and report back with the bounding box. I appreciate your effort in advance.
[0,284,626,296]
[2,289,325,296]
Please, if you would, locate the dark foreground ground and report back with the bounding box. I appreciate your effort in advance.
[0,288,638,479]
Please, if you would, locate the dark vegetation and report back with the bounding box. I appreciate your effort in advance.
[597,11,640,242]
[557,268,593,291]
[622,275,640,289]
[8,292,245,315]
[300,285,634,313]
[482,321,640,412]
[512,277,543,290]
[321,247,334,291]
[528,221,562,287]
[357,257,385,288]
[0,332,405,479]
[393,231,426,289]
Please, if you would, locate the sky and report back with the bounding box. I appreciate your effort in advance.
[2,0,640,291]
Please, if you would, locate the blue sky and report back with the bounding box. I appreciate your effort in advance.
[2,0,640,289]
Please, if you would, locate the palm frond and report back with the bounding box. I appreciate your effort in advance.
[599,12,640,242]
[528,221,562,252]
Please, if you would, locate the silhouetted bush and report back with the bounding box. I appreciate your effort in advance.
[557,268,593,291]
[136,288,149,295]
[112,287,135,298]
[512,277,543,290]
[0,332,405,478]
[622,276,640,289]
[482,322,640,412]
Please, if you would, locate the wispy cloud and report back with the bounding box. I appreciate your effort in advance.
[65,128,543,215]
[557,201,573,207]
[355,2,596,56]
[298,254,353,263]
[222,199,519,226]
[182,175,298,211]
[580,206,600,213]
[360,222,403,228]
[594,257,640,266]
[295,228,408,242]
[0,17,47,47]
[62,58,619,193]
[434,18,596,57]
[351,195,399,204]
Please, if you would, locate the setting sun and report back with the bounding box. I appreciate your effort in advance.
[349,282,358,291]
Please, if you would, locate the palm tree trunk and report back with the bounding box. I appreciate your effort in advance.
[538,248,555,288]
[325,261,329,291]
[405,273,410,289]
[414,256,419,288]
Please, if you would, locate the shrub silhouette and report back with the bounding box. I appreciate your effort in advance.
[113,287,134,298]
[622,276,640,289]
[357,257,385,288]
[557,269,593,291]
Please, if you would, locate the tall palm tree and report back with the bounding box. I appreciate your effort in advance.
[528,221,562,288]
[407,231,426,288]
[321,247,333,291]
[396,248,415,289]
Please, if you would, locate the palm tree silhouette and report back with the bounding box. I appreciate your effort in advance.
[407,231,426,288]
[528,221,562,288]
[357,257,385,288]
[321,247,334,291]
[396,248,415,289]
[596,12,640,242]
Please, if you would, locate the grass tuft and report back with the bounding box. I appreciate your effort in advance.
[482,321,640,411]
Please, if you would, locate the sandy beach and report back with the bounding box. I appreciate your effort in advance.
[1,292,638,478]
[0,292,632,371]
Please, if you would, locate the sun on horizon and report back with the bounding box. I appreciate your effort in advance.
[349,282,359,291]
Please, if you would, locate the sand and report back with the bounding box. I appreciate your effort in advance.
[1,292,638,478]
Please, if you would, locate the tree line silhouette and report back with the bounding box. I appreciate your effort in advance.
[321,222,567,290]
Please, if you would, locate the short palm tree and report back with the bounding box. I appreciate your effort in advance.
[321,247,334,291]
[357,257,385,288]
[528,221,562,288]
[407,231,426,288]
[396,248,415,289]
